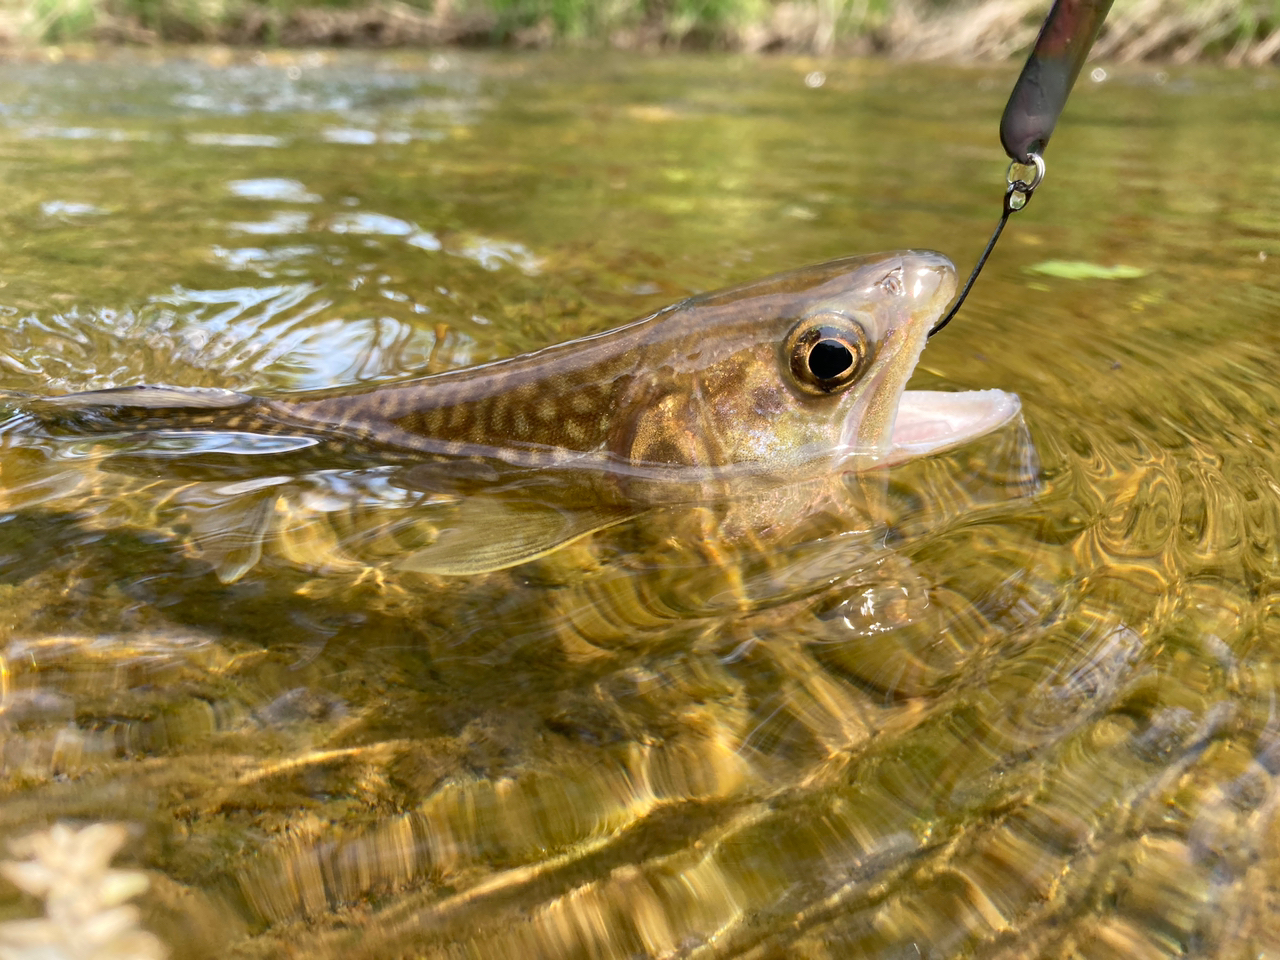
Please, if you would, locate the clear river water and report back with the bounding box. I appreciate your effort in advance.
[0,48,1278,960]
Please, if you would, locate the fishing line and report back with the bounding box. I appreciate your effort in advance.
[929,0,1114,338]
[930,155,1043,337]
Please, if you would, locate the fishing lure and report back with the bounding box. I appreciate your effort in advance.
[929,0,1115,337]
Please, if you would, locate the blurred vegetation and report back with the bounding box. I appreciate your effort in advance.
[6,0,1280,62]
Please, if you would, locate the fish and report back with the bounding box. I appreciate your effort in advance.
[20,250,1023,580]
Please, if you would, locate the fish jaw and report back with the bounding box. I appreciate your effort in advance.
[834,250,958,467]
[884,389,1023,466]
[833,252,1023,470]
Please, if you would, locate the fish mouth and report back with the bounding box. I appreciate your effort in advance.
[884,389,1022,467]
[843,250,1023,467]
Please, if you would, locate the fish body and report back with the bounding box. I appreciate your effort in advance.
[24,250,1025,578]
[35,252,1016,493]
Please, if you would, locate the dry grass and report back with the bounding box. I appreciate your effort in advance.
[880,0,1045,60]
[5,0,1280,62]
[1098,0,1280,64]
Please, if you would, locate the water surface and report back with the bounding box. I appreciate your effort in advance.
[0,49,1278,959]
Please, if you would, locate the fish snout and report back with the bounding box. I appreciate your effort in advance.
[899,250,958,312]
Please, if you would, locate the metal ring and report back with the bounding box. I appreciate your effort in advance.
[1006,153,1046,192]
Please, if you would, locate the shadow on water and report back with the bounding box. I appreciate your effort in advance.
[0,50,1278,959]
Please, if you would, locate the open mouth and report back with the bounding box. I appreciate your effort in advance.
[884,389,1022,466]
[829,250,1025,470]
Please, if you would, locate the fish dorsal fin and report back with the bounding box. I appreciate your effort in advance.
[398,499,637,576]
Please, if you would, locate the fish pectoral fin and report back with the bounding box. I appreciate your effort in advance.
[397,501,636,576]
[173,480,284,583]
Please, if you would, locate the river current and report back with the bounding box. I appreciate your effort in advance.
[0,49,1278,959]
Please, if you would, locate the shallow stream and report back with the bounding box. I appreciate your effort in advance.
[0,49,1278,959]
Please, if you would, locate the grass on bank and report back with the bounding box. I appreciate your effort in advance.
[10,0,1280,62]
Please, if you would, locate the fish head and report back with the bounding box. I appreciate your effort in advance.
[617,250,1020,484]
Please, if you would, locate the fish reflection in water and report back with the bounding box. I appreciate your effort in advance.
[0,251,1046,957]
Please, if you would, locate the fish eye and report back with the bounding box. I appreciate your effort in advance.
[784,313,871,395]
